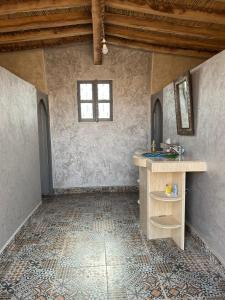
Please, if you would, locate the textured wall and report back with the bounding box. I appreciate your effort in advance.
[0,67,41,250]
[163,50,225,262]
[45,43,151,188]
[0,49,47,93]
[151,52,204,95]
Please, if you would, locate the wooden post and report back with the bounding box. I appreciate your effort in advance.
[92,0,104,65]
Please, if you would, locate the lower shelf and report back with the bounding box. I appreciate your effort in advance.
[150,191,182,202]
[150,215,181,229]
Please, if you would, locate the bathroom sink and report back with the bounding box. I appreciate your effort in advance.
[142,152,178,159]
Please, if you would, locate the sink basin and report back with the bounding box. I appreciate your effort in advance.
[142,152,178,159]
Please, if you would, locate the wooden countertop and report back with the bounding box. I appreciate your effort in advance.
[133,153,207,173]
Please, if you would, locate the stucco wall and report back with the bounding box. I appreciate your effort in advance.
[45,43,151,188]
[0,67,41,250]
[151,52,204,95]
[0,49,47,93]
[163,50,225,262]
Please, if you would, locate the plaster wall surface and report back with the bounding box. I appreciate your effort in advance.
[0,49,47,93]
[44,43,151,188]
[163,50,225,262]
[151,52,204,95]
[0,67,41,250]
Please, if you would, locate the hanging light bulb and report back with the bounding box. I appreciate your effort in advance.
[102,38,108,55]
[102,43,108,55]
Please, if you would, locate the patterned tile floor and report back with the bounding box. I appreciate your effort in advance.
[0,192,225,300]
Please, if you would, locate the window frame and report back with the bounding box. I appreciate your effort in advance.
[77,80,113,122]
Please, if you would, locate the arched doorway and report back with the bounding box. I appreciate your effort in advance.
[37,93,53,195]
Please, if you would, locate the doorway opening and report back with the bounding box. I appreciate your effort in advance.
[37,93,53,195]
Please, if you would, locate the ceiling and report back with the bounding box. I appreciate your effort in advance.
[0,0,225,64]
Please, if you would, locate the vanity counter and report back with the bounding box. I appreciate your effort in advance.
[133,152,207,250]
[133,153,207,172]
[133,153,148,168]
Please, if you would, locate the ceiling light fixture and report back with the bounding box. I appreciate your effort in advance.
[101,2,108,56]
[102,38,108,55]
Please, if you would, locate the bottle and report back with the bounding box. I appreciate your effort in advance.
[165,184,172,195]
[173,184,178,197]
[151,140,156,153]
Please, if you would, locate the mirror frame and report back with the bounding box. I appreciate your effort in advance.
[174,71,194,136]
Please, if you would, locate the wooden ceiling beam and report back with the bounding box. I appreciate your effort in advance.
[0,35,92,52]
[0,25,92,45]
[0,11,91,33]
[105,25,225,51]
[0,0,91,15]
[105,13,225,40]
[107,36,215,59]
[91,0,103,65]
[106,0,225,25]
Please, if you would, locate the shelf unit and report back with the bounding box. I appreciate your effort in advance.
[147,171,185,249]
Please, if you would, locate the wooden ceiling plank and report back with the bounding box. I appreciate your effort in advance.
[0,25,92,44]
[106,0,225,25]
[0,11,91,33]
[105,13,225,40]
[0,0,91,15]
[91,0,103,65]
[107,36,215,59]
[105,25,225,51]
[0,35,92,52]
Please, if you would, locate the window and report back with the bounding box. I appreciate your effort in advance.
[77,80,113,122]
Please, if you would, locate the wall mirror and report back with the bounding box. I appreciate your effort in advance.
[174,72,194,135]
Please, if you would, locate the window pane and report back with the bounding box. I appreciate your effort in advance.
[81,103,93,119]
[80,83,92,100]
[98,103,110,119]
[98,83,110,100]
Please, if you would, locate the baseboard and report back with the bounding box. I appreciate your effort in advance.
[186,222,225,269]
[53,185,138,195]
[0,201,42,254]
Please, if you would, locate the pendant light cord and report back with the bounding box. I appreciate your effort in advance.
[101,0,105,41]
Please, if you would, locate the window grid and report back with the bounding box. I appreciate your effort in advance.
[77,80,113,122]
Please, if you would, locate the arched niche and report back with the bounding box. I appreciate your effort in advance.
[151,91,163,150]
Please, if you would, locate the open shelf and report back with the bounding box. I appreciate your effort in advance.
[150,191,182,202]
[150,215,181,229]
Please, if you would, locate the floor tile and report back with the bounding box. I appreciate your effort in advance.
[52,266,108,299]
[105,236,149,266]
[159,269,225,299]
[107,264,165,299]
[0,266,55,300]
[0,192,224,299]
[59,238,106,267]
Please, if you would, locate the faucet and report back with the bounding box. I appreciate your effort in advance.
[169,145,184,156]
